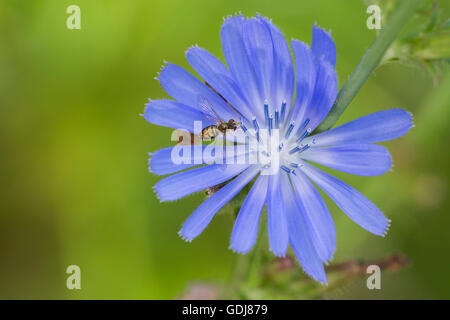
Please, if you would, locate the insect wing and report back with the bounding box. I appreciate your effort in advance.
[198,95,222,124]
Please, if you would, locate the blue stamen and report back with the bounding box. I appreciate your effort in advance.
[264,101,269,126]
[285,122,295,139]
[268,114,273,136]
[280,165,291,173]
[280,101,287,123]
[239,118,248,134]
[297,144,310,153]
[274,109,279,129]
[278,142,284,151]
[289,144,310,155]
[252,117,259,132]
[289,146,301,154]
[295,118,310,136]
[296,128,312,144]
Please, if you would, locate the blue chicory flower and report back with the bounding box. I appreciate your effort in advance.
[143,14,413,283]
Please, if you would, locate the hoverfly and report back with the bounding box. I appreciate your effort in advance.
[198,84,243,198]
[198,96,239,140]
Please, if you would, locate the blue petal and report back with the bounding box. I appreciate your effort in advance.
[154,164,248,201]
[304,58,338,131]
[301,162,390,236]
[149,146,204,175]
[290,40,316,124]
[144,99,210,132]
[301,144,392,176]
[230,175,269,254]
[306,109,413,147]
[150,145,250,176]
[290,171,335,262]
[243,18,274,107]
[179,165,260,241]
[185,46,253,120]
[258,16,295,115]
[311,24,336,67]
[280,173,327,283]
[266,173,289,256]
[158,63,238,121]
[221,15,264,122]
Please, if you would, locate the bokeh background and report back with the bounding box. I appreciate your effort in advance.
[0,0,449,299]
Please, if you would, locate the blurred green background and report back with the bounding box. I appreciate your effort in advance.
[0,0,449,299]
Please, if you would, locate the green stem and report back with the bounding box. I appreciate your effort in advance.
[225,213,266,299]
[244,216,266,287]
[314,0,424,133]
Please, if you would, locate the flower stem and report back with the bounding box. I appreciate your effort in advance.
[314,0,424,133]
[225,212,267,299]
[244,216,267,288]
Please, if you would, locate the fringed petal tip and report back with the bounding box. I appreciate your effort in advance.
[140,103,151,117]
[398,109,415,132]
[379,219,391,238]
[323,254,334,267]
[270,249,287,258]
[371,213,391,237]
[229,245,252,255]
[387,155,396,172]
[154,61,170,81]
[255,12,273,24]
[221,11,277,26]
[142,101,155,122]
[148,154,153,173]
[387,150,394,172]
[152,185,163,202]
[407,111,415,128]
[312,22,333,36]
[311,23,336,67]
[140,101,152,117]
[291,38,310,48]
[147,152,160,175]
[222,12,244,23]
[184,44,200,55]
[147,149,179,176]
[152,183,198,203]
[178,230,194,243]
[142,104,150,122]
[373,218,391,238]
[152,184,173,203]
